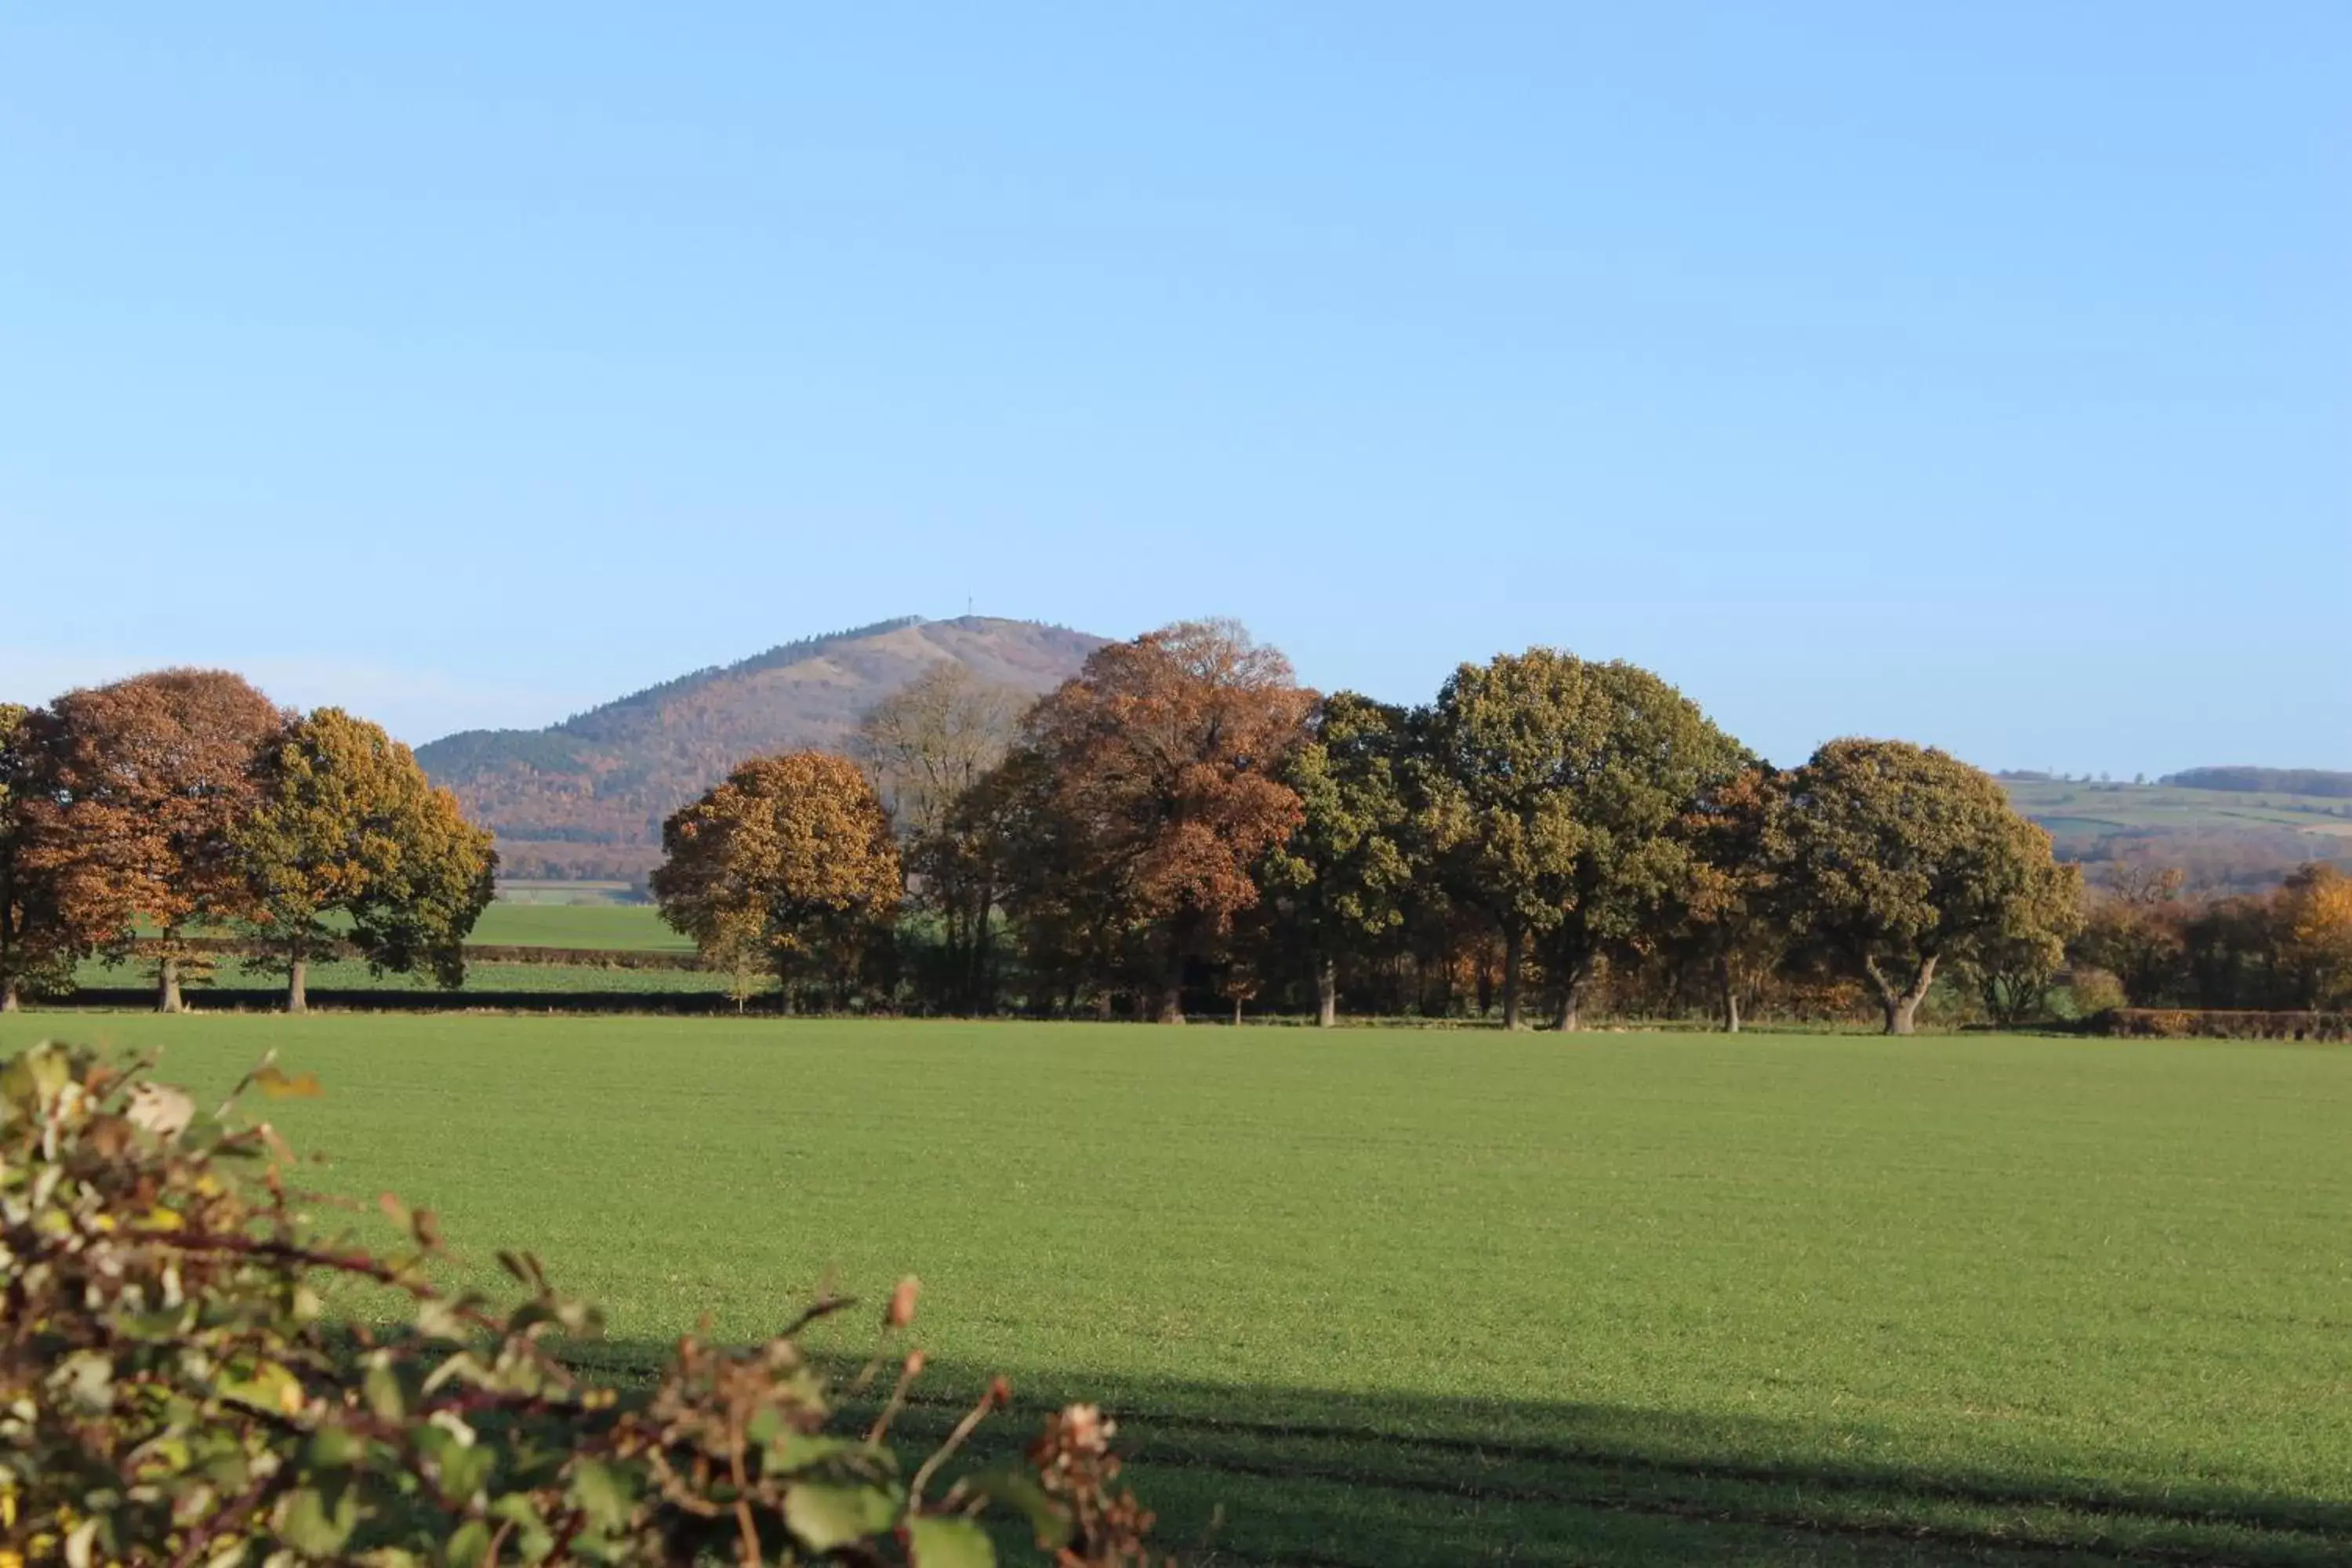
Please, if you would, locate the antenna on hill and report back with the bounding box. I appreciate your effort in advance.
[967,594,974,618]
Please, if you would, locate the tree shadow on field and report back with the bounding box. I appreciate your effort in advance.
[564,1341,2352,1567]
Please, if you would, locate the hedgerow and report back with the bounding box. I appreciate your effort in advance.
[0,1042,1158,1566]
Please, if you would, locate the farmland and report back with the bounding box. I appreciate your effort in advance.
[3,1015,2345,1565]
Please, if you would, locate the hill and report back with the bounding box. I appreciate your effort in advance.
[1998,774,2352,893]
[2158,766,2352,798]
[417,616,1105,878]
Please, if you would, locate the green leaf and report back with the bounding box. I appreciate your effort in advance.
[906,1515,998,1568]
[782,1479,900,1551]
[961,1469,1072,1548]
[364,1362,406,1420]
[303,1422,366,1470]
[488,1493,554,1560]
[278,1480,361,1555]
[764,1429,858,1473]
[442,1519,494,1568]
[437,1443,495,1506]
[568,1458,637,1533]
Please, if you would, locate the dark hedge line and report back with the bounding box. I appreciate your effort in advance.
[2085,1008,2352,1041]
[122,935,707,971]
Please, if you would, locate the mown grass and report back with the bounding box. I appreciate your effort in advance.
[3,1015,2346,1565]
[459,900,691,951]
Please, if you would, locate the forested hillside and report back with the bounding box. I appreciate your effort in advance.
[416,616,1102,877]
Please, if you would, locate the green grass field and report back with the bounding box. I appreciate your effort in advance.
[1999,778,2352,838]
[2,1016,2346,1565]
[465,899,691,950]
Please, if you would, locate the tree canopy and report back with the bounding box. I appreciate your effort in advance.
[1419,650,1748,1029]
[1777,739,2080,1035]
[235,707,497,1011]
[15,670,289,1011]
[988,620,1314,1023]
[652,751,902,1011]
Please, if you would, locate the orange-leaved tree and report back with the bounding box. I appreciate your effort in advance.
[652,751,902,1011]
[990,620,1315,1023]
[234,708,498,1011]
[2280,862,2352,1009]
[16,670,288,1011]
[1674,764,1788,1033]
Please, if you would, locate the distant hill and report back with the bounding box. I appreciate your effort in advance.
[419,616,1105,879]
[1998,775,2352,895]
[2159,766,2352,799]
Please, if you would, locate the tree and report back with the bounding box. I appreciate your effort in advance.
[0,703,75,1011]
[1420,650,1748,1029]
[1674,766,1788,1033]
[16,670,287,1011]
[2280,862,2352,1008]
[1261,693,1417,1026]
[858,666,1029,1012]
[2071,862,2188,1005]
[233,708,497,1011]
[652,751,902,1011]
[989,621,1313,1023]
[1777,739,2082,1036]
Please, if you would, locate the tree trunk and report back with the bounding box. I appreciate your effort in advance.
[1315,957,1338,1028]
[1552,952,1599,1032]
[1719,953,1740,1034]
[1157,928,1186,1024]
[1232,996,1244,1026]
[1870,954,1937,1036]
[0,978,18,1013]
[158,953,183,1014]
[1501,926,1525,1029]
[1094,991,1113,1022]
[287,955,308,1014]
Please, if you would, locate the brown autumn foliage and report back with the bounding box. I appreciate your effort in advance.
[14,670,289,1011]
[991,621,1316,1022]
[651,750,902,1011]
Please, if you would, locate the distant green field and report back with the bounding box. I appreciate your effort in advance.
[466,899,692,951]
[5,1014,2345,1565]
[2000,777,2352,838]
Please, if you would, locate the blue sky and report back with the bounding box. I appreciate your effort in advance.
[3,4,2344,773]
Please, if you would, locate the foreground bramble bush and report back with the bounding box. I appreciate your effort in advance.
[0,1043,1159,1566]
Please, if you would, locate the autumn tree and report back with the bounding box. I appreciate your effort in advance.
[989,620,1314,1023]
[1419,650,1748,1029]
[652,751,902,1011]
[1673,766,1788,1033]
[2279,862,2352,1008]
[2071,862,2189,1005]
[1777,739,2081,1035]
[1261,693,1417,1026]
[857,665,1030,1011]
[15,670,287,1011]
[233,708,498,1011]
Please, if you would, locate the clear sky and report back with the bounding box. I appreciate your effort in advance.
[4,4,2345,774]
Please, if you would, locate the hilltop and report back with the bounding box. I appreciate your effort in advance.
[417,616,1105,878]
[1998,773,2352,892]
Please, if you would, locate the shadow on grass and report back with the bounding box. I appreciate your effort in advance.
[552,1341,2351,1567]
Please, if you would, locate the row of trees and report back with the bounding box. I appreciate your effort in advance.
[0,670,495,1011]
[653,621,2083,1033]
[2074,859,2352,1011]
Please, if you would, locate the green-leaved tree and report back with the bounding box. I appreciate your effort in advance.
[1777,739,2080,1035]
[1262,693,1418,1026]
[1420,650,1748,1029]
[234,708,498,1011]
